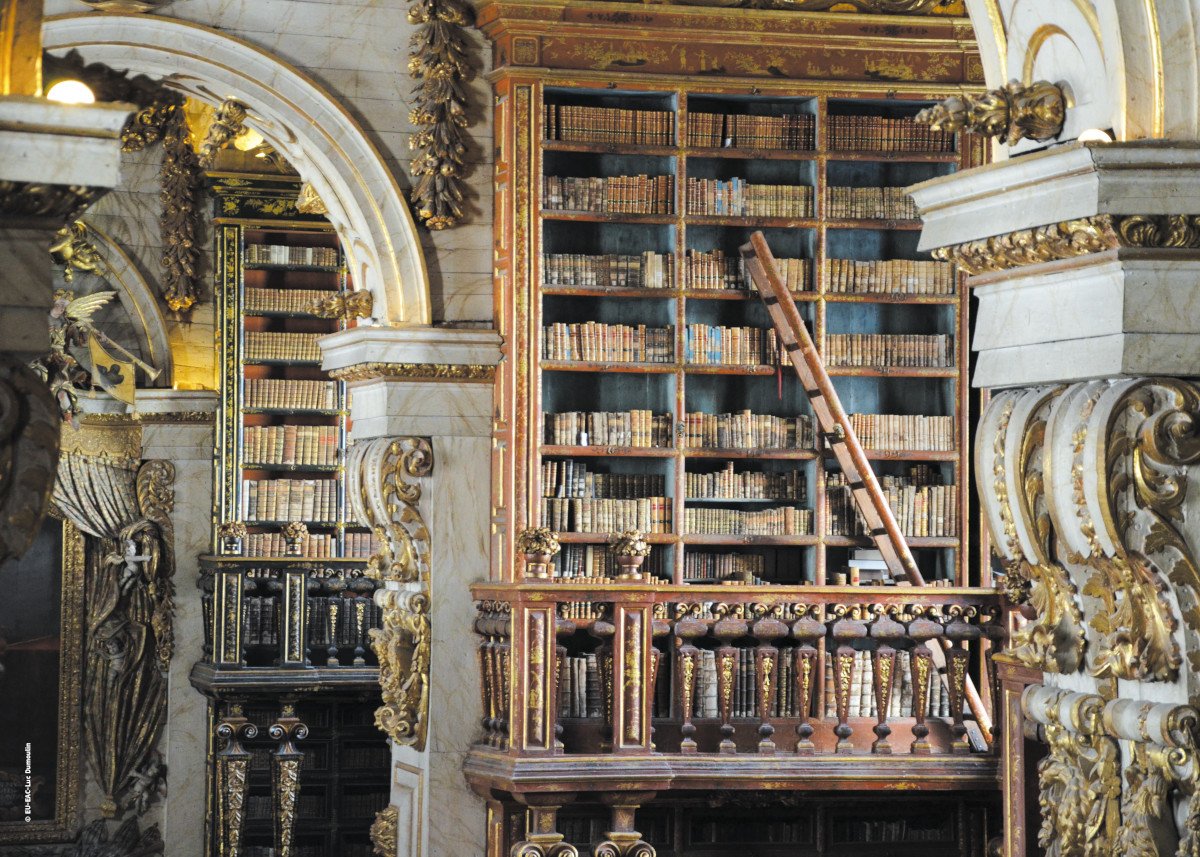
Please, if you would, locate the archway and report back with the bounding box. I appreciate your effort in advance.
[44,12,431,326]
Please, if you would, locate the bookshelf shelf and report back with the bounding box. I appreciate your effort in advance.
[243,263,342,273]
[242,462,343,473]
[501,79,976,593]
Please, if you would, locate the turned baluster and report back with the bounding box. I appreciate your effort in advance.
[945,610,981,754]
[713,612,748,754]
[589,614,616,752]
[496,608,512,749]
[554,615,577,754]
[324,578,346,666]
[829,608,867,754]
[790,608,823,755]
[674,615,707,754]
[476,607,498,746]
[867,609,905,755]
[752,613,788,755]
[348,575,375,666]
[906,613,941,755]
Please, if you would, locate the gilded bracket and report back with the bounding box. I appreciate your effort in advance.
[370,805,400,857]
[916,79,1066,146]
[307,289,374,320]
[348,436,433,583]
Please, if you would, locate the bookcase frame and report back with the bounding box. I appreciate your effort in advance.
[212,174,365,558]
[492,72,984,588]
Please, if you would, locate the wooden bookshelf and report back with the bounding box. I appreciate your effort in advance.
[213,178,374,560]
[493,80,978,589]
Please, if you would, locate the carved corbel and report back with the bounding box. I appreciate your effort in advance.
[1022,687,1120,857]
[511,794,581,857]
[270,704,307,857]
[347,437,433,583]
[215,706,258,857]
[594,791,657,857]
[916,80,1067,146]
[977,387,1084,673]
[371,588,431,750]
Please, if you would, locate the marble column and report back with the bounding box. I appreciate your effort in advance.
[320,324,502,857]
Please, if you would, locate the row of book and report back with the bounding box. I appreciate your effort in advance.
[846,413,954,452]
[683,324,788,367]
[245,243,339,267]
[826,470,958,539]
[820,649,951,719]
[685,463,806,501]
[541,322,674,363]
[544,104,675,145]
[684,505,812,536]
[543,410,672,448]
[825,258,955,296]
[344,531,380,557]
[683,551,765,582]
[824,334,954,368]
[682,411,814,450]
[826,114,955,153]
[306,596,383,650]
[541,460,668,499]
[244,331,322,363]
[243,425,339,467]
[244,378,338,411]
[685,178,813,218]
[242,531,337,558]
[244,286,333,315]
[684,251,810,293]
[540,497,671,534]
[542,175,674,214]
[542,252,674,289]
[241,478,338,523]
[826,186,918,221]
[554,544,670,581]
[687,111,815,151]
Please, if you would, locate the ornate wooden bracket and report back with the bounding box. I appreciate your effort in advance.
[215,706,258,857]
[270,704,308,857]
[594,791,657,857]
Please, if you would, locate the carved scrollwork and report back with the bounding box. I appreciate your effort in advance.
[347,437,433,583]
[370,805,400,857]
[916,80,1066,146]
[932,216,1118,275]
[306,289,373,320]
[371,588,431,750]
[198,99,249,169]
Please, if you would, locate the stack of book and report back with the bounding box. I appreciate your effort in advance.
[558,601,606,620]
[684,505,812,536]
[543,410,672,447]
[683,324,789,367]
[683,551,765,582]
[240,478,338,522]
[243,531,337,558]
[244,286,333,314]
[244,378,337,410]
[826,467,958,539]
[544,105,675,145]
[684,250,809,292]
[826,186,918,220]
[555,543,669,581]
[686,112,815,150]
[541,322,674,363]
[685,463,806,501]
[846,413,954,451]
[686,178,813,217]
[683,411,814,450]
[344,531,380,558]
[243,425,339,466]
[542,252,673,289]
[825,259,954,296]
[542,175,675,214]
[245,244,339,267]
[824,334,954,368]
[244,331,322,363]
[821,649,950,718]
[826,114,955,153]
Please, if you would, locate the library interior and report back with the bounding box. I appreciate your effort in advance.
[3,1,1200,856]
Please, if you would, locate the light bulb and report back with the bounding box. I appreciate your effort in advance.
[233,127,265,152]
[1077,128,1113,143]
[46,80,96,105]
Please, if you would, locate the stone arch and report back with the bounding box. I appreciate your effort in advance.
[965,0,1200,148]
[44,12,431,326]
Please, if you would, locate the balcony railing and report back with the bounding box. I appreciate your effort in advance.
[467,581,1004,797]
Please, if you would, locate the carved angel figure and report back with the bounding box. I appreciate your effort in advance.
[29,289,116,423]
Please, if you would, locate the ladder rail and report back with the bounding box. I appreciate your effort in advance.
[739,230,992,742]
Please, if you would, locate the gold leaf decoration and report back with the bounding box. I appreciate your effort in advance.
[916,79,1066,146]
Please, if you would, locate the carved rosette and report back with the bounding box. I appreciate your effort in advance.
[347,437,433,583]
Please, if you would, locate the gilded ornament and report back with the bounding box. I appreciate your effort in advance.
[348,437,432,582]
[371,588,432,750]
[307,289,373,320]
[916,79,1066,146]
[158,104,203,314]
[516,526,562,558]
[0,180,98,223]
[408,0,474,228]
[932,216,1118,275]
[370,806,400,857]
[198,99,249,169]
[609,530,651,557]
[296,181,329,215]
[50,220,105,283]
[328,361,496,383]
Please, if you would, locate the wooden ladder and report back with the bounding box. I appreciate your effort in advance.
[739,230,992,740]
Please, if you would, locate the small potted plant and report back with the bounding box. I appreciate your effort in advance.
[609,530,651,582]
[218,521,248,556]
[281,521,309,557]
[515,527,561,579]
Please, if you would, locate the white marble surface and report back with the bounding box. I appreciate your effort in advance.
[320,324,502,372]
[0,96,131,186]
[975,332,1200,388]
[351,381,494,439]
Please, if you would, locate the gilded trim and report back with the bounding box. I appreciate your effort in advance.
[329,361,496,383]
